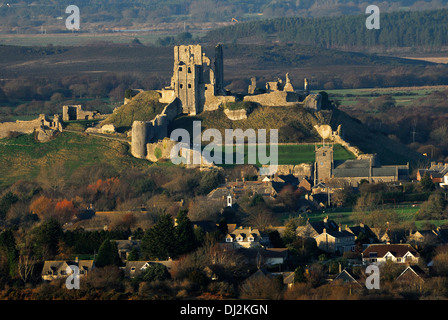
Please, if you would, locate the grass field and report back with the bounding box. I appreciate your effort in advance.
[202,143,354,167]
[302,205,448,230]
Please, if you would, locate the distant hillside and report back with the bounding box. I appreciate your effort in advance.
[2,0,448,28]
[102,91,167,132]
[204,9,448,50]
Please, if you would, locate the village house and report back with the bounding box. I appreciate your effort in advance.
[296,217,356,254]
[123,260,178,279]
[315,226,356,254]
[296,216,339,239]
[247,268,295,290]
[207,178,281,208]
[333,268,363,287]
[221,226,270,249]
[115,237,141,261]
[41,259,94,281]
[395,265,427,291]
[417,162,448,184]
[237,248,289,269]
[362,244,419,265]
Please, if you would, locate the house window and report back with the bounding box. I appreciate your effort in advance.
[180,84,183,88]
[188,84,191,88]
[179,67,183,71]
[188,67,191,73]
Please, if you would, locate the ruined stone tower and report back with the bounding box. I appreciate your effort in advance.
[162,44,233,116]
[314,145,334,184]
[214,44,225,95]
[171,45,203,115]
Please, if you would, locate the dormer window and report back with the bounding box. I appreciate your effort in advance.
[226,237,233,242]
[248,236,254,242]
[237,236,243,242]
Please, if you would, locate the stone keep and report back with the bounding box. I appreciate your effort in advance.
[166,44,230,116]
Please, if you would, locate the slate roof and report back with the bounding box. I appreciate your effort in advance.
[332,159,400,178]
[334,269,362,286]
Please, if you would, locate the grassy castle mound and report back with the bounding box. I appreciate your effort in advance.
[102,91,166,133]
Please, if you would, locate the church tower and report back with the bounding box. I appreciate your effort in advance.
[314,145,334,184]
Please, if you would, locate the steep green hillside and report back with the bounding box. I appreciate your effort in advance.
[169,105,331,143]
[0,131,148,188]
[102,91,166,132]
[169,104,426,167]
[329,108,427,167]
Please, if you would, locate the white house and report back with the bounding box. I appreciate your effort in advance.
[223,226,269,249]
[362,244,419,265]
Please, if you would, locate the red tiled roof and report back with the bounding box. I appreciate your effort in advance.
[362,244,419,258]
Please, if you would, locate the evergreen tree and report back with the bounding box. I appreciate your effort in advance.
[175,210,198,256]
[127,247,140,261]
[141,214,178,260]
[0,230,18,279]
[294,265,307,283]
[33,218,63,259]
[95,240,121,268]
[420,172,435,191]
[141,263,171,282]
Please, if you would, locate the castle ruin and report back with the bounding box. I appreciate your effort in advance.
[158,44,236,115]
[62,105,102,121]
[0,114,62,141]
[131,44,323,161]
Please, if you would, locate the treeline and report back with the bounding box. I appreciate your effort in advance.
[0,72,167,122]
[205,9,448,49]
[2,0,448,28]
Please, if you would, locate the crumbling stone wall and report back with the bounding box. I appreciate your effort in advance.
[261,163,313,178]
[243,91,300,107]
[303,94,322,111]
[63,105,101,121]
[314,124,362,158]
[0,114,62,139]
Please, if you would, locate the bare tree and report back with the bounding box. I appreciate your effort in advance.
[17,254,35,285]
